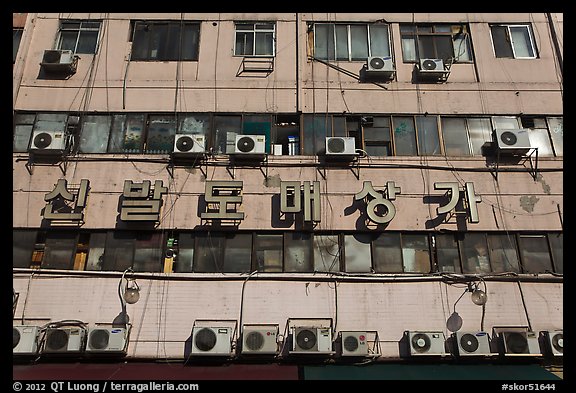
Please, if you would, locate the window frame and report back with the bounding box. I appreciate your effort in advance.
[57,20,102,55]
[313,22,392,62]
[400,23,473,63]
[234,22,276,57]
[489,24,538,59]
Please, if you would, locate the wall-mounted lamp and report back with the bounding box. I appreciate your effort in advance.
[121,268,140,305]
[468,281,488,306]
[447,279,488,332]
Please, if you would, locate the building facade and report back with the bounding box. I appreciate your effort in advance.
[13,13,563,380]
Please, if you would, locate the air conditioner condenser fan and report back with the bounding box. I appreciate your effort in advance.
[194,328,217,352]
[237,137,255,153]
[296,329,317,350]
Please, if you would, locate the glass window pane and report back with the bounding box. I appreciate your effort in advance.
[146,115,176,154]
[401,36,416,62]
[173,233,194,273]
[402,234,430,273]
[222,233,252,273]
[235,31,253,56]
[416,116,441,155]
[373,233,402,272]
[453,35,471,61]
[85,232,106,271]
[103,231,134,271]
[467,118,493,156]
[133,233,163,272]
[195,233,224,272]
[109,114,145,153]
[493,116,520,130]
[214,115,242,154]
[527,128,554,156]
[178,114,210,135]
[461,233,491,274]
[255,32,274,55]
[548,233,563,274]
[285,232,312,272]
[315,24,334,60]
[149,24,168,60]
[491,25,514,58]
[182,24,200,60]
[418,36,435,59]
[441,117,471,156]
[436,234,461,273]
[487,234,520,273]
[79,115,111,153]
[13,230,37,268]
[34,113,68,132]
[14,124,34,152]
[314,235,340,272]
[132,23,150,60]
[76,30,99,54]
[392,117,417,155]
[365,144,390,156]
[335,25,349,61]
[364,126,392,142]
[547,117,563,156]
[303,114,329,155]
[255,234,283,272]
[344,234,372,273]
[59,31,78,52]
[369,25,390,57]
[510,26,535,58]
[350,25,368,61]
[435,35,453,61]
[519,235,553,273]
[43,232,77,270]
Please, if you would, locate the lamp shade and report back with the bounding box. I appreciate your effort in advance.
[471,289,487,306]
[124,288,140,304]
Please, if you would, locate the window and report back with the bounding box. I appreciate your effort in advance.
[79,115,112,153]
[284,232,312,272]
[547,117,563,156]
[548,233,563,274]
[344,234,372,272]
[518,234,553,273]
[402,234,431,273]
[42,232,78,270]
[314,235,341,272]
[131,21,200,61]
[416,116,441,155]
[58,20,101,54]
[400,24,472,62]
[314,23,391,61]
[235,22,275,56]
[13,113,35,152]
[13,28,23,63]
[363,117,393,156]
[461,233,491,274]
[13,230,37,268]
[487,234,520,273]
[435,234,461,273]
[255,234,283,272]
[146,115,176,154]
[302,114,346,155]
[440,118,471,156]
[490,24,537,59]
[173,233,195,273]
[194,233,252,273]
[521,117,554,156]
[392,116,417,155]
[108,114,146,153]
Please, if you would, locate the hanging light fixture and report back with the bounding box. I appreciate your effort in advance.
[469,281,488,306]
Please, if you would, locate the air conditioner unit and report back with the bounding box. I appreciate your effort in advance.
[173,134,206,154]
[325,137,356,155]
[407,331,446,356]
[191,326,233,356]
[453,331,493,356]
[340,331,369,357]
[366,56,395,73]
[540,330,563,357]
[41,49,75,72]
[43,327,85,354]
[292,327,332,353]
[418,58,445,73]
[241,325,279,355]
[494,129,531,154]
[499,330,540,356]
[29,130,67,153]
[86,327,128,355]
[13,326,40,355]
[234,135,266,155]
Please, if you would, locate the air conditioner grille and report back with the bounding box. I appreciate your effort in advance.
[552,333,563,353]
[369,57,385,69]
[34,132,53,149]
[89,329,110,350]
[343,335,359,352]
[296,329,317,350]
[194,328,217,352]
[327,138,345,153]
[237,136,256,153]
[505,332,528,354]
[46,329,69,351]
[176,136,194,152]
[411,333,431,353]
[43,50,62,63]
[13,328,21,349]
[422,59,439,70]
[245,331,265,351]
[499,131,519,146]
[459,334,480,353]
